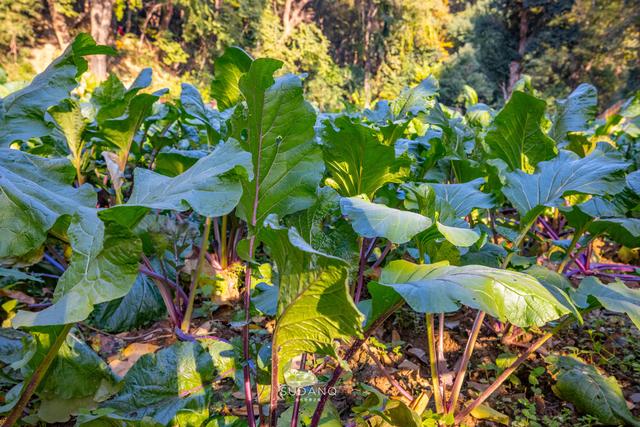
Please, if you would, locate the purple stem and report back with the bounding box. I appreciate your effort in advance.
[139,266,188,308]
[371,241,393,270]
[538,218,588,273]
[354,238,369,304]
[290,353,307,427]
[43,253,66,273]
[590,263,638,272]
[140,259,182,327]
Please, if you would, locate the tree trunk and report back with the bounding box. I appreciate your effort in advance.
[361,0,374,107]
[47,0,71,49]
[90,0,113,80]
[507,8,528,96]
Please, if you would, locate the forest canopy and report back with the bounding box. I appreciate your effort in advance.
[1,0,638,111]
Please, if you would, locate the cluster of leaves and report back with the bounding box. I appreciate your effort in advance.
[0,34,639,426]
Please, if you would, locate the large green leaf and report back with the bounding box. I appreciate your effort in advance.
[550,84,598,143]
[233,59,323,228]
[0,34,114,146]
[211,47,253,111]
[524,266,582,323]
[13,224,142,327]
[89,274,166,333]
[321,115,410,197]
[435,221,480,247]
[340,197,432,244]
[485,91,557,172]
[572,277,640,330]
[547,355,640,426]
[105,139,252,221]
[0,327,118,422]
[180,83,229,144]
[0,150,143,327]
[0,149,95,264]
[78,341,218,426]
[97,87,165,161]
[428,179,494,217]
[258,218,363,375]
[503,150,629,223]
[378,260,569,327]
[562,197,640,248]
[48,99,87,161]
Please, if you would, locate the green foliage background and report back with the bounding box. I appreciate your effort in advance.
[1,0,638,110]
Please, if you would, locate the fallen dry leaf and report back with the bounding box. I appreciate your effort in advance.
[108,342,159,377]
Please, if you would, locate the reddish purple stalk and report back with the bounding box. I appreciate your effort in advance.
[354,238,369,304]
[290,353,307,427]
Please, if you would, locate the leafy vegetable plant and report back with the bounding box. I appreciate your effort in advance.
[1,34,639,426]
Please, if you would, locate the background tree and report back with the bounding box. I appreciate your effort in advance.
[0,0,638,109]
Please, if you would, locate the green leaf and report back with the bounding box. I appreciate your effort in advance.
[562,198,640,248]
[252,282,278,316]
[105,139,252,221]
[547,355,640,426]
[435,221,479,247]
[180,83,227,144]
[550,84,598,143]
[378,260,570,327]
[211,47,253,111]
[234,59,323,228]
[572,277,640,330]
[428,179,494,217]
[470,404,510,425]
[97,76,165,161]
[89,274,166,333]
[287,186,359,263]
[153,149,206,177]
[524,266,582,323]
[13,224,142,327]
[258,218,363,376]
[627,170,640,195]
[370,399,422,427]
[485,91,557,172]
[503,150,629,223]
[340,197,432,244]
[78,341,217,426]
[364,281,403,328]
[0,327,119,422]
[392,76,438,119]
[48,99,87,161]
[0,149,93,264]
[321,116,410,197]
[0,34,114,146]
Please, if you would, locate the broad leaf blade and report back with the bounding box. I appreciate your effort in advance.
[340,197,432,244]
[321,116,410,197]
[234,59,323,228]
[259,218,363,376]
[547,355,640,426]
[485,91,557,172]
[572,277,640,330]
[211,47,253,111]
[0,34,114,146]
[106,139,252,220]
[378,260,569,327]
[503,150,628,223]
[550,84,598,143]
[78,341,217,426]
